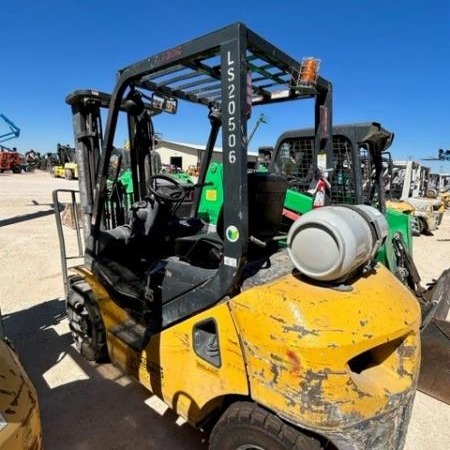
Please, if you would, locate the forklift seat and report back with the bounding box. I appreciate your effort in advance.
[174,172,288,267]
[98,195,204,262]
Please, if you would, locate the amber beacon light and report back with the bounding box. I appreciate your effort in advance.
[298,57,320,85]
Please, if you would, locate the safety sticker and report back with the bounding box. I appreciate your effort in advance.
[224,256,238,267]
[225,225,239,242]
[205,189,217,201]
[317,153,327,171]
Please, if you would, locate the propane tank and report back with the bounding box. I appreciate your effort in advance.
[287,205,388,282]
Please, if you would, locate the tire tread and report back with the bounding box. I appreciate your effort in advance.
[210,401,323,450]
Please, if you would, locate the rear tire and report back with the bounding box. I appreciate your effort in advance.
[209,402,323,450]
[67,282,108,362]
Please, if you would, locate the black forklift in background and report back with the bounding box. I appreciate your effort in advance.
[270,123,411,269]
[54,23,424,450]
[271,123,393,209]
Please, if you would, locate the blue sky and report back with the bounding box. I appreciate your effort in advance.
[1,0,450,172]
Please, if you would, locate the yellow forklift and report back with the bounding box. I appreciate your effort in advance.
[52,143,78,179]
[55,23,421,449]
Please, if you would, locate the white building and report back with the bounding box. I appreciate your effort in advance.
[155,140,258,170]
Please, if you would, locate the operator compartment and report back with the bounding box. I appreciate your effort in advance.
[93,170,289,328]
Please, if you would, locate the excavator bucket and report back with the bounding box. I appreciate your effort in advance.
[418,268,450,404]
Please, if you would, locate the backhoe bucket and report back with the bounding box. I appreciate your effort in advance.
[418,269,450,404]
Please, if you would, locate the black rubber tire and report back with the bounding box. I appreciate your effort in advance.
[209,402,323,450]
[67,283,108,362]
[418,217,429,235]
[12,164,22,174]
[410,216,422,236]
[65,169,74,180]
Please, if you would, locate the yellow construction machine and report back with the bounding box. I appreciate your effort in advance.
[0,307,43,450]
[52,143,78,180]
[55,23,423,449]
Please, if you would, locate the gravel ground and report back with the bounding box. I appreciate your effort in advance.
[0,170,449,449]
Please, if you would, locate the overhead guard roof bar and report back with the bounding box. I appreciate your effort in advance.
[118,23,329,109]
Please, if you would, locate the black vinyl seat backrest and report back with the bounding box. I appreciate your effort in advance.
[217,172,288,240]
[176,172,288,267]
[246,172,288,240]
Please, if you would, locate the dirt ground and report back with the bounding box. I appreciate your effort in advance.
[0,170,449,450]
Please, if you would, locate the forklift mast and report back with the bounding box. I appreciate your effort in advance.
[66,90,161,239]
[65,91,106,236]
[56,143,76,165]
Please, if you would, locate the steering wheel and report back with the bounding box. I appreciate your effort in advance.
[147,174,186,202]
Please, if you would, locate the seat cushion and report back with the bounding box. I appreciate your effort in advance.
[92,257,149,314]
[92,255,217,327]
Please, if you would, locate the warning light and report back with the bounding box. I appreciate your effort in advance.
[298,57,320,86]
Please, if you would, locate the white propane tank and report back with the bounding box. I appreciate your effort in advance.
[287,205,388,282]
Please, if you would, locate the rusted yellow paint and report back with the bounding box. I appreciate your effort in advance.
[229,263,421,430]
[140,304,248,423]
[386,199,415,214]
[73,266,248,425]
[0,340,43,450]
[74,262,420,432]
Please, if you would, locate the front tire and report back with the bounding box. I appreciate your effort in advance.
[209,402,323,450]
[67,281,108,362]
